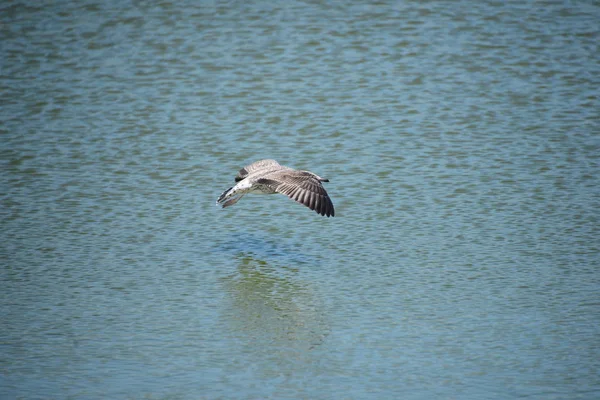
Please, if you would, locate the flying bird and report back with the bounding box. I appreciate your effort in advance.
[216,159,335,217]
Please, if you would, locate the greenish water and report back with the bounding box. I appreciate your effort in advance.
[1,1,599,399]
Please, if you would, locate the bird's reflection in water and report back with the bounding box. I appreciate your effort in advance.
[220,253,330,375]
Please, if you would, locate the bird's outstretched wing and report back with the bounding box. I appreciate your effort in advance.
[235,159,281,182]
[256,171,335,217]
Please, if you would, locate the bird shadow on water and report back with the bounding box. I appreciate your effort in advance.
[214,231,319,268]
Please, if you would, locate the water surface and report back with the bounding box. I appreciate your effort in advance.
[1,1,599,399]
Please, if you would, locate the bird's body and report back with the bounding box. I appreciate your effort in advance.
[216,159,335,217]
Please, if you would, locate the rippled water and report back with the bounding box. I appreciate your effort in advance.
[2,1,599,399]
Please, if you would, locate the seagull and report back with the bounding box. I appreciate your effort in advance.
[216,159,335,217]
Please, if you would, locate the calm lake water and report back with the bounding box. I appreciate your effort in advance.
[1,1,599,399]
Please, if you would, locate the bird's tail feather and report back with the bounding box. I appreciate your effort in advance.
[216,187,233,204]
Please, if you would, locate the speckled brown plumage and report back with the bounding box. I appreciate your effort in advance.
[217,159,335,217]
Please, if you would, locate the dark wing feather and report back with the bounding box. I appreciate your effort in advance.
[235,159,281,182]
[257,172,334,217]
